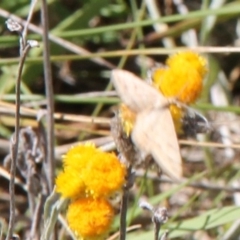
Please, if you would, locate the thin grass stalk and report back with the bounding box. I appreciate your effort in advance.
[120,165,133,240]
[41,0,55,193]
[6,43,31,240]
[5,7,38,239]
[22,0,39,46]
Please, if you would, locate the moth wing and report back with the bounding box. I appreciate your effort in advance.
[111,69,167,112]
[132,108,182,180]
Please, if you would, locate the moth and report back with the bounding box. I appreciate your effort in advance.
[111,69,182,180]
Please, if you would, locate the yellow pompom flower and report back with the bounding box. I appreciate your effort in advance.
[81,150,126,198]
[55,169,85,199]
[67,197,114,240]
[153,51,208,104]
[167,51,207,79]
[152,51,208,133]
[55,144,126,199]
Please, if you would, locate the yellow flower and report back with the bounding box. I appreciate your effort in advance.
[67,198,114,240]
[153,51,208,104]
[81,150,126,198]
[119,104,136,137]
[55,144,126,199]
[63,143,97,170]
[55,168,85,199]
[166,51,207,79]
[152,51,208,133]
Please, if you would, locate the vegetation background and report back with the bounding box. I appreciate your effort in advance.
[1,0,240,239]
